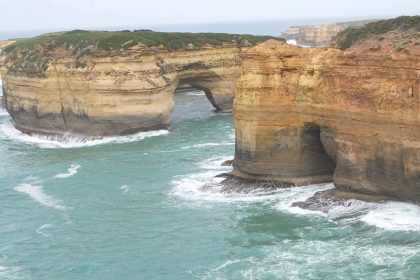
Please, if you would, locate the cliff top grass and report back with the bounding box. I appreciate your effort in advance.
[3,29,280,53]
[2,30,282,78]
[333,16,420,50]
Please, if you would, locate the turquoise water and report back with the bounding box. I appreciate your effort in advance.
[1,87,420,279]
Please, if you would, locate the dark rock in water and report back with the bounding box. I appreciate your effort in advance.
[221,159,234,166]
[0,96,4,109]
[201,173,292,194]
[292,189,389,213]
[292,189,356,213]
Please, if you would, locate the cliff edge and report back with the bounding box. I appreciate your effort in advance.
[0,30,280,136]
[281,19,375,47]
[233,16,420,203]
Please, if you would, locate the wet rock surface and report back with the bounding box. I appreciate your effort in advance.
[292,189,354,213]
[221,159,234,166]
[201,173,293,194]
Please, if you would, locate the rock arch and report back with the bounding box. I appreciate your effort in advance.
[1,46,242,136]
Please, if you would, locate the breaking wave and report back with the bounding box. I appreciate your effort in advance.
[0,120,169,148]
[171,155,330,204]
[360,202,420,231]
[172,157,420,231]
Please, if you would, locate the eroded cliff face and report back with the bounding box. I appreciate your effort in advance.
[233,39,420,203]
[0,45,242,136]
[281,20,374,47]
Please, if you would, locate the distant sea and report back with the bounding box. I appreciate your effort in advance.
[0,16,388,40]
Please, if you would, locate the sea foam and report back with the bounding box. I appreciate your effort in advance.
[172,157,420,231]
[276,190,420,232]
[199,237,420,279]
[54,164,81,178]
[14,183,67,210]
[360,202,420,231]
[171,155,315,204]
[0,120,169,148]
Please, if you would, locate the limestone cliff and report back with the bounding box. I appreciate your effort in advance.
[281,20,375,47]
[233,36,420,203]
[0,30,278,136]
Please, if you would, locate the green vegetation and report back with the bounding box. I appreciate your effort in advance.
[333,16,420,50]
[4,29,280,53]
[2,29,281,77]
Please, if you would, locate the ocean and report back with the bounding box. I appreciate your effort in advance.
[1,82,420,279]
[0,16,388,40]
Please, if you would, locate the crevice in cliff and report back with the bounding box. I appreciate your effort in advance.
[53,64,69,131]
[300,123,337,176]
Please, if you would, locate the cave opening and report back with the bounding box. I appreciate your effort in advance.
[300,122,337,182]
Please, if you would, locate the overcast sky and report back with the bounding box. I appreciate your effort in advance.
[0,0,419,31]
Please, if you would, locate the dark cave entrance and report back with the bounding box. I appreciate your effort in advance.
[300,122,337,179]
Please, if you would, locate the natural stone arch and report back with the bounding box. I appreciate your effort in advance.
[1,46,243,136]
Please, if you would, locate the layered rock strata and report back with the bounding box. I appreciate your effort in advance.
[233,39,420,203]
[1,45,243,136]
